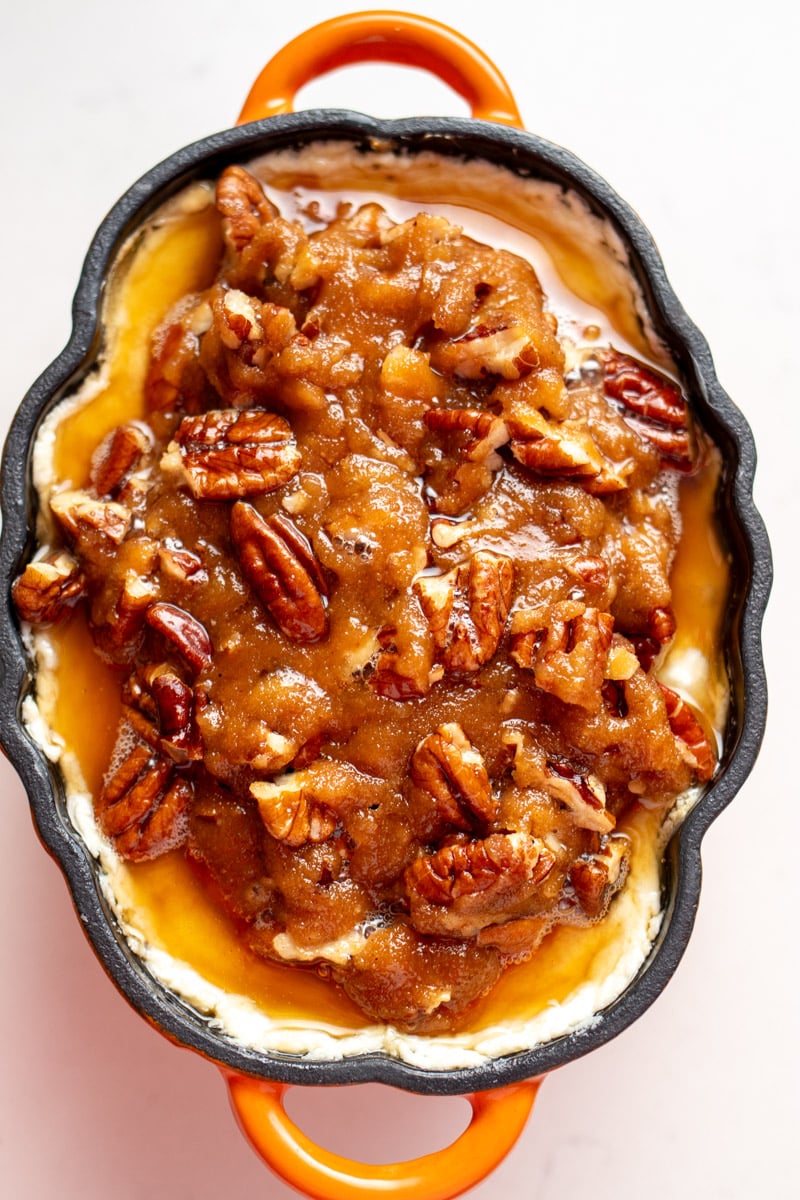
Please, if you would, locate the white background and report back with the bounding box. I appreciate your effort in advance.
[1,2,797,1197]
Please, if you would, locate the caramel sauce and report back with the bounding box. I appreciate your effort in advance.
[39,166,729,1037]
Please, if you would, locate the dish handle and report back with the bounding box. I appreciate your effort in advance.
[225,1072,541,1199]
[237,10,523,127]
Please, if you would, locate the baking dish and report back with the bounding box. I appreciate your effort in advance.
[0,12,771,1199]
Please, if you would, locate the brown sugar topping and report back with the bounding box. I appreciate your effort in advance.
[15,164,718,1033]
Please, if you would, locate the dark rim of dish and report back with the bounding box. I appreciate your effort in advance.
[0,111,772,1096]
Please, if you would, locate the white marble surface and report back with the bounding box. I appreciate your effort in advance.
[1,2,797,1197]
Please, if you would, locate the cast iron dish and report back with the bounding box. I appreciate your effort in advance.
[0,12,771,1199]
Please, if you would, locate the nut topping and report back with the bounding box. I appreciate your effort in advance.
[144,304,210,417]
[230,501,329,643]
[50,490,132,549]
[89,421,154,497]
[250,760,384,848]
[599,348,696,469]
[510,601,614,711]
[98,739,192,862]
[11,552,85,625]
[123,662,202,764]
[658,683,716,781]
[622,605,677,671]
[569,836,629,918]
[406,832,556,938]
[145,602,213,675]
[216,164,277,252]
[410,724,497,829]
[163,409,301,500]
[544,761,615,834]
[508,406,631,493]
[250,771,339,849]
[430,323,537,380]
[415,551,513,674]
[424,407,509,461]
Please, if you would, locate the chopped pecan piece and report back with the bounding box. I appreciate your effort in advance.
[11,552,85,625]
[622,605,676,671]
[89,422,154,497]
[658,683,716,781]
[545,761,615,834]
[508,406,630,493]
[218,288,264,348]
[430,324,539,380]
[250,774,338,849]
[98,739,192,861]
[123,663,202,764]
[415,551,513,674]
[504,731,616,835]
[50,490,132,549]
[411,724,497,830]
[89,542,160,665]
[250,760,383,848]
[406,832,556,938]
[216,165,277,252]
[371,592,435,700]
[144,300,212,417]
[162,409,301,500]
[599,348,696,469]
[510,601,614,711]
[145,602,213,675]
[157,540,207,585]
[568,836,629,919]
[424,407,509,462]
[230,501,328,643]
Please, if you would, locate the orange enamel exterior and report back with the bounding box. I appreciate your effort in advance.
[236,10,523,127]
[229,12,532,1196]
[226,1074,542,1199]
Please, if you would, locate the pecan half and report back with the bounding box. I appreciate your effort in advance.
[411,724,497,829]
[406,832,556,938]
[11,552,85,625]
[230,501,328,643]
[89,421,153,497]
[510,602,614,711]
[599,348,696,469]
[123,663,203,764]
[145,602,213,675]
[415,551,513,674]
[98,739,192,862]
[162,409,301,500]
[658,683,716,781]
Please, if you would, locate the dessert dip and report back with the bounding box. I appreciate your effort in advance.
[12,149,728,1066]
